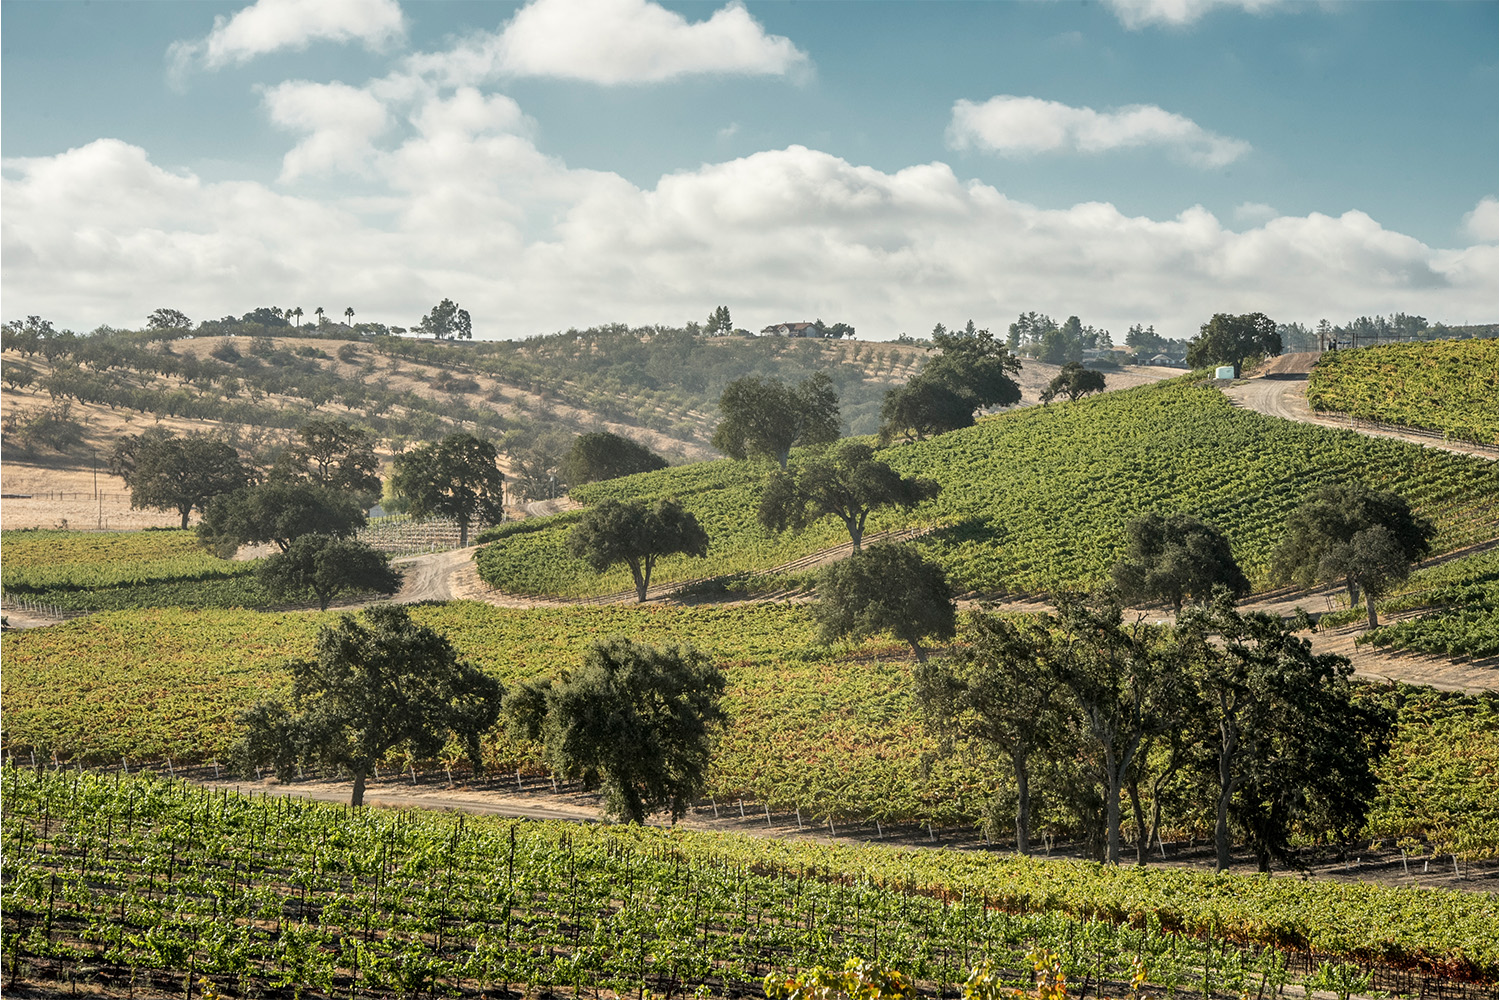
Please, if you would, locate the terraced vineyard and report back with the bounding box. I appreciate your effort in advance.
[2,768,1493,999]
[476,377,1498,597]
[1306,338,1500,444]
[4,602,1496,856]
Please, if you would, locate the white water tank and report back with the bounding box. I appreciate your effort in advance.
[1215,365,1236,379]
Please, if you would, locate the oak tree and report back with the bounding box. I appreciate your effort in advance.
[759,440,939,550]
[568,498,709,602]
[389,433,506,546]
[813,544,955,661]
[711,372,840,469]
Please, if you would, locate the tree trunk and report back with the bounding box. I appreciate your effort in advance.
[1345,575,1360,611]
[628,559,648,603]
[179,506,192,530]
[458,519,470,548]
[351,766,368,808]
[1012,750,1031,855]
[1128,778,1148,866]
[1215,730,1236,872]
[846,517,863,552]
[1365,591,1379,630]
[1105,757,1123,865]
[909,640,927,662]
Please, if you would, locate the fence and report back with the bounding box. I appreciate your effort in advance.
[0,491,132,502]
[357,515,468,555]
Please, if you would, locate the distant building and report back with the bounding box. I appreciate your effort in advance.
[760,322,819,338]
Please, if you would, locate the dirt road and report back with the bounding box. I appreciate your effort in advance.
[1222,365,1498,461]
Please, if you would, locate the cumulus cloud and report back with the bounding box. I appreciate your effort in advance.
[392,0,808,87]
[948,96,1250,168]
[262,81,391,181]
[170,0,404,77]
[4,138,1495,338]
[1106,0,1287,30]
[1462,196,1497,243]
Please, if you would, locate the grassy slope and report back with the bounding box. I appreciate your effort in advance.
[477,376,1498,597]
[1306,338,1499,444]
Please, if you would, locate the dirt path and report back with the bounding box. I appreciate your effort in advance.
[202,771,1495,895]
[1222,360,1498,461]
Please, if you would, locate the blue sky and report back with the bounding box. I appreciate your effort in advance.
[3,0,1495,340]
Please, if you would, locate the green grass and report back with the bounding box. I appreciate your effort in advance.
[476,376,1498,597]
[1306,338,1499,444]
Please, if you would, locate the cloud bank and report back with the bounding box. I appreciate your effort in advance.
[1106,0,1288,30]
[5,131,1493,339]
[948,96,1250,168]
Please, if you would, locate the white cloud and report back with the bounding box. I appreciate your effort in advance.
[1462,196,1498,243]
[1234,202,1277,225]
[1106,0,1287,30]
[4,138,1495,340]
[169,0,404,76]
[395,0,809,87]
[262,81,391,181]
[948,96,1250,168]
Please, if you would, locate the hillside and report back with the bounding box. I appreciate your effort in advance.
[0,325,1171,530]
[1306,337,1499,444]
[475,374,1499,598]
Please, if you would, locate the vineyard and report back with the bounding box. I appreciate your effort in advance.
[1,767,1494,999]
[1356,551,1499,659]
[1305,338,1500,444]
[4,602,1496,857]
[475,377,1498,598]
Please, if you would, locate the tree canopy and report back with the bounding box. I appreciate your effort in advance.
[879,321,1021,442]
[417,298,473,340]
[813,544,955,661]
[257,534,402,611]
[568,498,709,602]
[271,419,381,504]
[1185,312,1281,372]
[198,482,367,557]
[711,372,840,469]
[1110,512,1250,613]
[758,440,940,550]
[232,604,502,806]
[1177,595,1391,871]
[503,637,726,823]
[1270,481,1435,628]
[1040,362,1107,404]
[915,611,1065,853]
[110,430,250,529]
[389,433,506,547]
[562,431,668,487]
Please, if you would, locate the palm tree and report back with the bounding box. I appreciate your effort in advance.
[292,307,303,327]
[345,307,355,326]
[314,307,325,326]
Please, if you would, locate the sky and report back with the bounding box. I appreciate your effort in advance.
[2,0,1496,342]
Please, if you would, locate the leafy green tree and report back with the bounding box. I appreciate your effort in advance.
[711,372,840,470]
[505,428,571,502]
[1040,362,1107,404]
[1051,593,1180,865]
[110,430,250,529]
[1,365,36,391]
[1185,312,1281,373]
[231,604,502,807]
[915,611,1064,853]
[877,376,973,444]
[759,440,939,550]
[813,544,955,661]
[1110,512,1250,613]
[271,418,382,504]
[146,308,192,332]
[389,433,506,546]
[880,321,1021,442]
[504,637,726,823]
[568,498,709,602]
[562,431,668,486]
[198,482,367,557]
[1270,482,1435,627]
[1177,595,1391,872]
[258,534,402,611]
[417,298,473,340]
